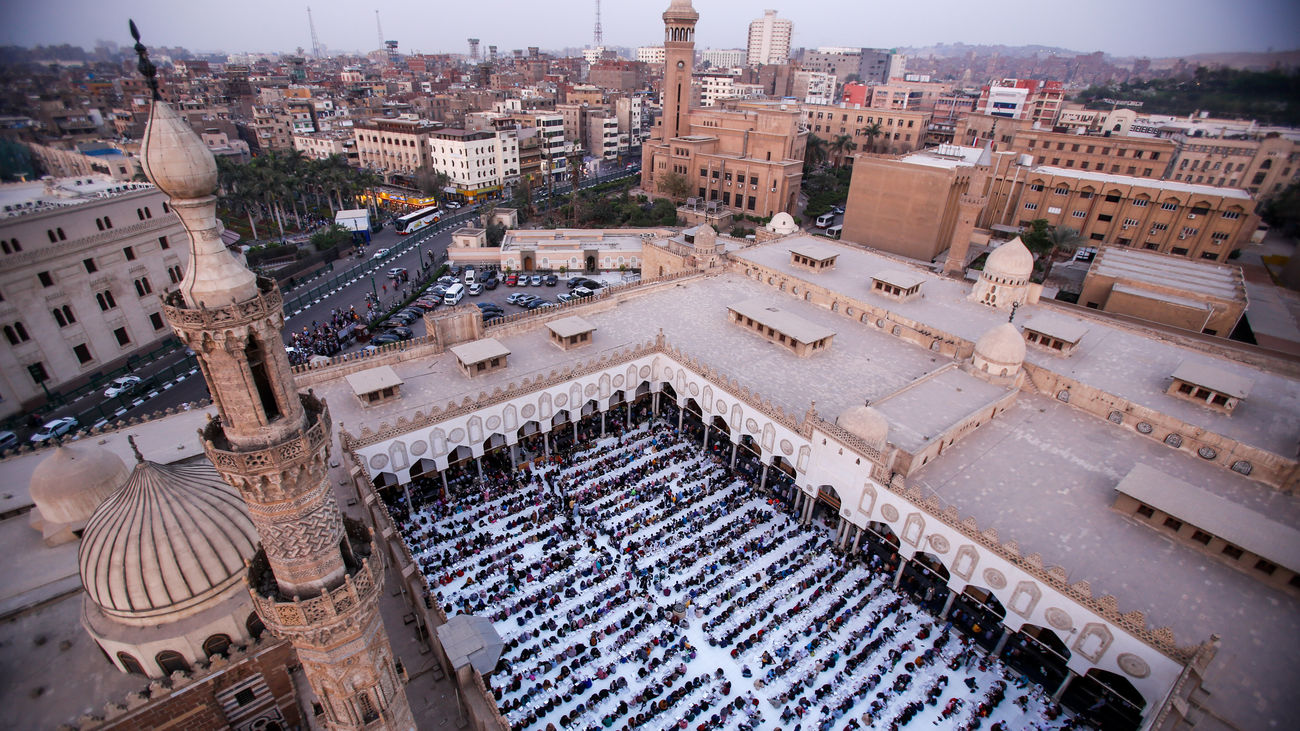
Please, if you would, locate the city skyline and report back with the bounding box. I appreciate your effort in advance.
[2,0,1298,61]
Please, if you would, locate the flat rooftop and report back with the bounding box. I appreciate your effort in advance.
[900,144,986,169]
[733,237,1300,456]
[0,177,156,219]
[727,298,837,344]
[1089,247,1246,302]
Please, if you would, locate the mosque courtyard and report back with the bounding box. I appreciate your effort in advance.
[388,412,1096,731]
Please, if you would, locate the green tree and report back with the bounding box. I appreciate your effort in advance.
[657,170,691,201]
[804,133,827,172]
[1020,219,1083,282]
[862,122,883,153]
[829,134,858,167]
[485,221,507,247]
[415,166,450,198]
[311,224,351,251]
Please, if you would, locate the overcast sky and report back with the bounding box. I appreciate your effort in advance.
[2,0,1297,59]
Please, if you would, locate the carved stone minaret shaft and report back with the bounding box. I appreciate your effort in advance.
[141,90,414,730]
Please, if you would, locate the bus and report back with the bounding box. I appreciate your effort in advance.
[394,205,442,235]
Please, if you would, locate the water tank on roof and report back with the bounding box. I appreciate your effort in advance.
[1019,154,1034,167]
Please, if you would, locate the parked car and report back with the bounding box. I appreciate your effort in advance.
[104,375,144,399]
[568,277,600,289]
[464,267,477,284]
[557,292,576,303]
[506,293,529,305]
[572,286,595,298]
[483,277,499,290]
[468,282,483,295]
[530,275,543,286]
[388,326,414,340]
[445,201,462,209]
[545,274,559,286]
[31,417,79,443]
[397,307,424,319]
[526,299,553,310]
[504,273,518,286]
[371,332,402,346]
[437,275,456,286]
[386,267,407,278]
[831,205,845,215]
[815,213,835,228]
[449,265,463,276]
[0,431,19,451]
[371,247,390,260]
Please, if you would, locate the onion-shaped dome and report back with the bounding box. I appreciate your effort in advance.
[983,237,1034,283]
[140,100,217,200]
[29,444,129,530]
[767,212,799,235]
[974,322,1027,370]
[78,459,258,619]
[837,405,889,448]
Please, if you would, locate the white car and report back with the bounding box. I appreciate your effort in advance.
[468,283,483,295]
[104,375,143,399]
[31,417,79,443]
[371,248,390,260]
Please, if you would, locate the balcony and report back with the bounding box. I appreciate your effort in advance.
[248,516,381,629]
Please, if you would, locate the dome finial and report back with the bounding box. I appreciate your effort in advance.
[128,20,161,102]
[127,434,144,464]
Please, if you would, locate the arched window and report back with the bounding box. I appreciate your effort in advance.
[144,207,152,219]
[117,651,145,674]
[102,217,111,229]
[53,305,76,327]
[246,612,265,639]
[202,634,232,657]
[155,650,190,675]
[57,227,66,240]
[1260,158,1272,170]
[136,208,145,221]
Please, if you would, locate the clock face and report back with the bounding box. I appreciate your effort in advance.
[677,61,685,69]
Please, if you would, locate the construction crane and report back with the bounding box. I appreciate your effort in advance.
[306,6,322,58]
[375,9,384,51]
[593,0,603,47]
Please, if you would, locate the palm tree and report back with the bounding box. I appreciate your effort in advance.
[804,134,827,171]
[830,134,858,167]
[1041,225,1085,281]
[862,122,883,153]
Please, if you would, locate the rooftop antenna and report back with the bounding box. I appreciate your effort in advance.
[593,0,603,47]
[127,19,161,101]
[307,6,322,58]
[374,9,384,52]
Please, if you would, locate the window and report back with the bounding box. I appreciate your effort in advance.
[28,362,48,384]
[1089,233,1105,241]
[1135,505,1155,519]
[1097,214,1112,222]
[3,322,30,345]
[158,235,170,249]
[96,290,117,311]
[149,312,165,330]
[1161,201,1178,211]
[52,305,76,327]
[134,277,153,297]
[1200,252,1219,260]
[113,327,131,346]
[1221,210,1241,220]
[1255,559,1277,575]
[83,257,97,273]
[1024,202,1038,210]
[1105,193,1121,203]
[167,265,183,283]
[1071,210,1086,218]
[1162,517,1184,531]
[1221,544,1244,560]
[74,343,93,364]
[1029,184,1044,192]
[155,651,190,675]
[123,246,135,261]
[1191,530,1212,545]
[1132,199,1148,207]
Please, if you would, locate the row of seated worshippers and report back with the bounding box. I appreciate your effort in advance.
[395,419,1083,731]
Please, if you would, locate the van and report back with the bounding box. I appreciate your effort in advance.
[815,213,835,228]
[826,224,842,239]
[464,267,476,284]
[443,282,465,305]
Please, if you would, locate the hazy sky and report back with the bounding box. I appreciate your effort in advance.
[3,0,1297,59]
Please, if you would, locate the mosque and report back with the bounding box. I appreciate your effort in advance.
[0,4,1297,731]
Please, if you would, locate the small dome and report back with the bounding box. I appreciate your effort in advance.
[767,212,798,235]
[79,459,258,619]
[30,444,129,528]
[974,322,1027,368]
[837,406,889,448]
[141,100,218,200]
[983,237,1034,282]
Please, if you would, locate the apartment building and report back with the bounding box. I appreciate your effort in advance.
[976,79,1065,127]
[746,10,792,67]
[955,114,1178,178]
[249,106,294,151]
[636,47,666,65]
[1168,133,1298,197]
[353,117,439,179]
[803,104,930,154]
[698,73,742,107]
[700,49,745,69]
[292,129,357,162]
[0,177,189,417]
[585,111,621,160]
[792,72,837,106]
[425,128,520,202]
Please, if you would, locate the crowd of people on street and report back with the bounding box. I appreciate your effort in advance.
[387,415,1092,731]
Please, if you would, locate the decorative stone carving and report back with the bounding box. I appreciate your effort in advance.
[1108,411,1123,424]
[1074,622,1114,663]
[928,534,951,554]
[662,366,673,379]
[448,428,466,443]
[1009,581,1042,618]
[1164,433,1182,448]
[716,399,727,413]
[902,513,924,546]
[554,393,568,408]
[485,416,501,431]
[521,403,535,419]
[982,568,1007,590]
[368,454,388,470]
[880,503,899,522]
[409,440,427,457]
[780,439,793,455]
[1045,607,1074,632]
[1056,390,1070,403]
[612,374,624,389]
[585,383,598,397]
[1116,652,1150,679]
[745,418,758,434]
[858,484,876,517]
[688,382,699,397]
[1197,446,1217,460]
[387,441,409,472]
[639,365,652,379]
[952,545,978,581]
[1231,460,1252,475]
[1136,422,1153,434]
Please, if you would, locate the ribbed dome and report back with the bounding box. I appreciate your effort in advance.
[141,100,217,200]
[984,237,1034,282]
[974,322,1027,368]
[837,406,889,448]
[767,212,798,235]
[30,444,129,527]
[78,459,258,619]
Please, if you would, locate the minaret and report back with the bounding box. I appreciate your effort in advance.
[660,0,698,142]
[130,24,414,730]
[943,143,993,276]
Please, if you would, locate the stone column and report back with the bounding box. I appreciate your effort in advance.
[476,456,484,481]
[730,442,738,469]
[702,422,710,451]
[601,410,606,438]
[940,590,958,620]
[509,443,520,469]
[851,527,863,554]
[626,399,632,425]
[893,559,907,589]
[677,407,684,431]
[573,419,579,442]
[653,391,660,415]
[759,463,769,491]
[1052,672,1075,701]
[544,432,551,458]
[403,482,415,519]
[991,626,1014,657]
[440,470,448,498]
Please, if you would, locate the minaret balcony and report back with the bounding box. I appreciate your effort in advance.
[248,517,382,633]
[203,392,330,475]
[162,275,283,330]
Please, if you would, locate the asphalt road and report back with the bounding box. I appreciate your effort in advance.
[9,169,642,443]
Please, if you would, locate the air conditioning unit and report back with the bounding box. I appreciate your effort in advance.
[1188,214,1197,219]
[1178,234,1187,240]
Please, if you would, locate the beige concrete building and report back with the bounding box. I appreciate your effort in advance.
[1077,246,1248,336]
[641,1,807,218]
[292,129,357,162]
[448,227,668,273]
[0,176,189,418]
[803,104,931,155]
[354,116,439,179]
